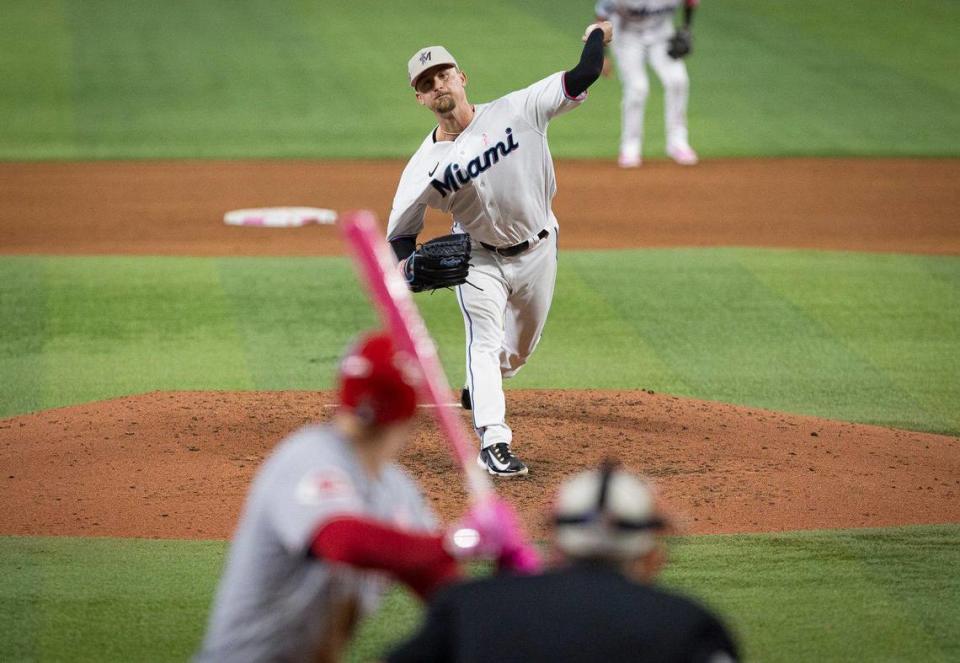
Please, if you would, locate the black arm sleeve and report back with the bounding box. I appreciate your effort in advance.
[563,28,605,98]
[390,235,417,261]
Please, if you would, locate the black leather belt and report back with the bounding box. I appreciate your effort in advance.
[480,229,550,257]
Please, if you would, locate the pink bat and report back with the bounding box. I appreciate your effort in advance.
[340,209,540,573]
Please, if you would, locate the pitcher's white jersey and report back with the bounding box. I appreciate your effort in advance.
[595,0,683,44]
[388,70,586,456]
[387,72,585,248]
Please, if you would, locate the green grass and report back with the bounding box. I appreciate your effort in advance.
[2,525,957,662]
[553,249,960,434]
[0,537,225,662]
[1,0,957,160]
[2,250,958,434]
[665,525,960,662]
[2,5,956,661]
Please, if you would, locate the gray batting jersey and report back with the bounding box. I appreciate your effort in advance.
[387,72,585,248]
[596,0,682,40]
[196,425,436,663]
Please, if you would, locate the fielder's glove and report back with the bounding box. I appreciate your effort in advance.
[402,233,472,293]
[667,29,693,59]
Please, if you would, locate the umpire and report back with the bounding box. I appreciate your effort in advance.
[386,462,739,663]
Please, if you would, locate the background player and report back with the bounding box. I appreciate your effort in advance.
[596,0,700,167]
[196,331,515,663]
[386,462,739,662]
[387,22,613,477]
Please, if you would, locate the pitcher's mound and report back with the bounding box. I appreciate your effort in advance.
[2,390,958,539]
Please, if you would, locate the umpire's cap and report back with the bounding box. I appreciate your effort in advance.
[338,331,420,426]
[553,461,667,561]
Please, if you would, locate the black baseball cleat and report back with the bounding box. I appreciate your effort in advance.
[460,387,472,410]
[477,443,529,477]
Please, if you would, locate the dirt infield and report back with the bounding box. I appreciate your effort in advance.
[2,158,959,256]
[2,391,958,540]
[1,157,958,540]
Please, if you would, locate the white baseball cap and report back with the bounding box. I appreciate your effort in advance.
[408,46,458,87]
[553,464,666,561]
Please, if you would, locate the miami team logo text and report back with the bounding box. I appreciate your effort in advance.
[431,128,519,197]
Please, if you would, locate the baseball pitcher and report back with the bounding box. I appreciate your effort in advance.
[387,22,613,477]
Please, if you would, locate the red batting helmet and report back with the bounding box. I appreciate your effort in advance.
[338,331,419,426]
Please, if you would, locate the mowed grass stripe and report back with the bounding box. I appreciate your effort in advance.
[287,0,590,157]
[49,0,597,159]
[39,257,255,411]
[218,255,514,392]
[62,1,286,157]
[849,528,960,660]
[1,525,957,662]
[2,1,958,159]
[699,0,959,157]
[733,0,957,92]
[216,257,377,390]
[669,527,960,662]
[744,251,960,434]
[1,251,958,438]
[0,537,224,662]
[0,259,47,417]
[561,249,959,433]
[0,0,77,159]
[521,260,688,390]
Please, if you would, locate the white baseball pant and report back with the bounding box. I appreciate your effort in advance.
[456,228,558,449]
[613,34,691,159]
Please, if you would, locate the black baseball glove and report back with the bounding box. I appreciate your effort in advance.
[403,233,472,292]
[667,29,693,59]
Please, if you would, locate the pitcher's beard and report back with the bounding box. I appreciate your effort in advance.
[434,95,456,114]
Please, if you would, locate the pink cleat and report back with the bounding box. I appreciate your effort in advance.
[617,152,642,168]
[667,144,699,166]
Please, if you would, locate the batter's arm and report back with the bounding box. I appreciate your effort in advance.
[310,517,460,599]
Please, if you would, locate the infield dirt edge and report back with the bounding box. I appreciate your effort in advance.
[2,389,958,541]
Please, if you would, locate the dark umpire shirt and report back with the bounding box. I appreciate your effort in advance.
[386,562,738,663]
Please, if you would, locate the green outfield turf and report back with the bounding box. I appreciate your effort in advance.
[2,249,958,434]
[1,0,957,160]
[3,4,958,657]
[2,525,957,662]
